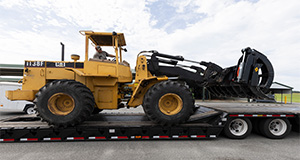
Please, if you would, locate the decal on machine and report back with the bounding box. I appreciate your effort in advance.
[24,61,84,68]
[25,61,45,67]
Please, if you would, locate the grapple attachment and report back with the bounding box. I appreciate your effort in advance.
[204,47,274,99]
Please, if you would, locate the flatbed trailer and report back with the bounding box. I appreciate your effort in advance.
[0,102,299,142]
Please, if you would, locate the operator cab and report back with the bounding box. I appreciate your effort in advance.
[79,31,128,65]
[77,31,132,83]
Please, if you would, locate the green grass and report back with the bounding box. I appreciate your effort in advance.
[275,93,300,103]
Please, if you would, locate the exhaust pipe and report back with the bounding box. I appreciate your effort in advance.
[60,42,65,61]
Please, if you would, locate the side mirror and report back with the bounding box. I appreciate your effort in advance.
[121,48,127,52]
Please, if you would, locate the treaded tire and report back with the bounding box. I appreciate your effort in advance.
[92,108,103,114]
[23,104,36,115]
[223,118,252,139]
[34,80,94,127]
[252,119,261,134]
[142,80,194,126]
[259,118,291,139]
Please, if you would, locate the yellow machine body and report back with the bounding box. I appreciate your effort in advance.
[6,31,167,110]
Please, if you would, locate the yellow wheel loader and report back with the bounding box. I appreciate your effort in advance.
[5,31,194,127]
[6,31,274,127]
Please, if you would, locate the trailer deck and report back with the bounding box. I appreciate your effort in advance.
[197,102,300,115]
[0,102,299,142]
[0,106,225,142]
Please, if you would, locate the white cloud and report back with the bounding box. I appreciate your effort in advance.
[168,0,193,13]
[35,15,43,20]
[0,0,23,8]
[47,19,64,27]
[153,0,300,90]
[0,0,299,90]
[194,0,236,15]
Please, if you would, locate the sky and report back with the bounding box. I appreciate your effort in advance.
[0,0,299,90]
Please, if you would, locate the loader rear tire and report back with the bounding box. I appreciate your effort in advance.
[34,80,94,127]
[143,81,194,126]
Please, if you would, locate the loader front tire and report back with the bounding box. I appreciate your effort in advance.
[35,80,94,127]
[92,107,103,114]
[143,81,194,126]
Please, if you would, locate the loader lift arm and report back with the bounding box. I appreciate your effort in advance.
[145,47,274,99]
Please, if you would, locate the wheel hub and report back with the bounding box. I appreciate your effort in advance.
[158,93,183,115]
[232,122,243,131]
[26,107,36,114]
[48,93,75,116]
[229,119,248,136]
[268,119,287,136]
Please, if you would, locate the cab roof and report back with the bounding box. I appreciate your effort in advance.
[80,31,126,46]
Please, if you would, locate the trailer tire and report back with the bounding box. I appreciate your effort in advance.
[143,80,194,126]
[252,119,261,134]
[35,80,94,127]
[293,117,300,132]
[259,118,291,139]
[224,118,252,139]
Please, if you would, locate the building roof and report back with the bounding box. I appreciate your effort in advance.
[270,82,293,90]
[0,64,23,76]
[0,64,23,82]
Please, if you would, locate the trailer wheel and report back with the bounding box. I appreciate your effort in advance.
[35,80,94,127]
[252,119,261,134]
[224,118,252,139]
[259,118,291,139]
[143,80,194,126]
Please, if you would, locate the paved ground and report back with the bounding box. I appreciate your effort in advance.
[0,106,299,160]
[0,129,299,160]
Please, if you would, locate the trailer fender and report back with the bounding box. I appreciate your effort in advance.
[128,76,168,107]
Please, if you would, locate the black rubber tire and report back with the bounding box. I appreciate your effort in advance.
[92,107,103,114]
[259,118,291,139]
[252,119,261,134]
[292,117,300,132]
[34,80,94,127]
[142,80,194,126]
[23,104,36,115]
[223,118,252,139]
